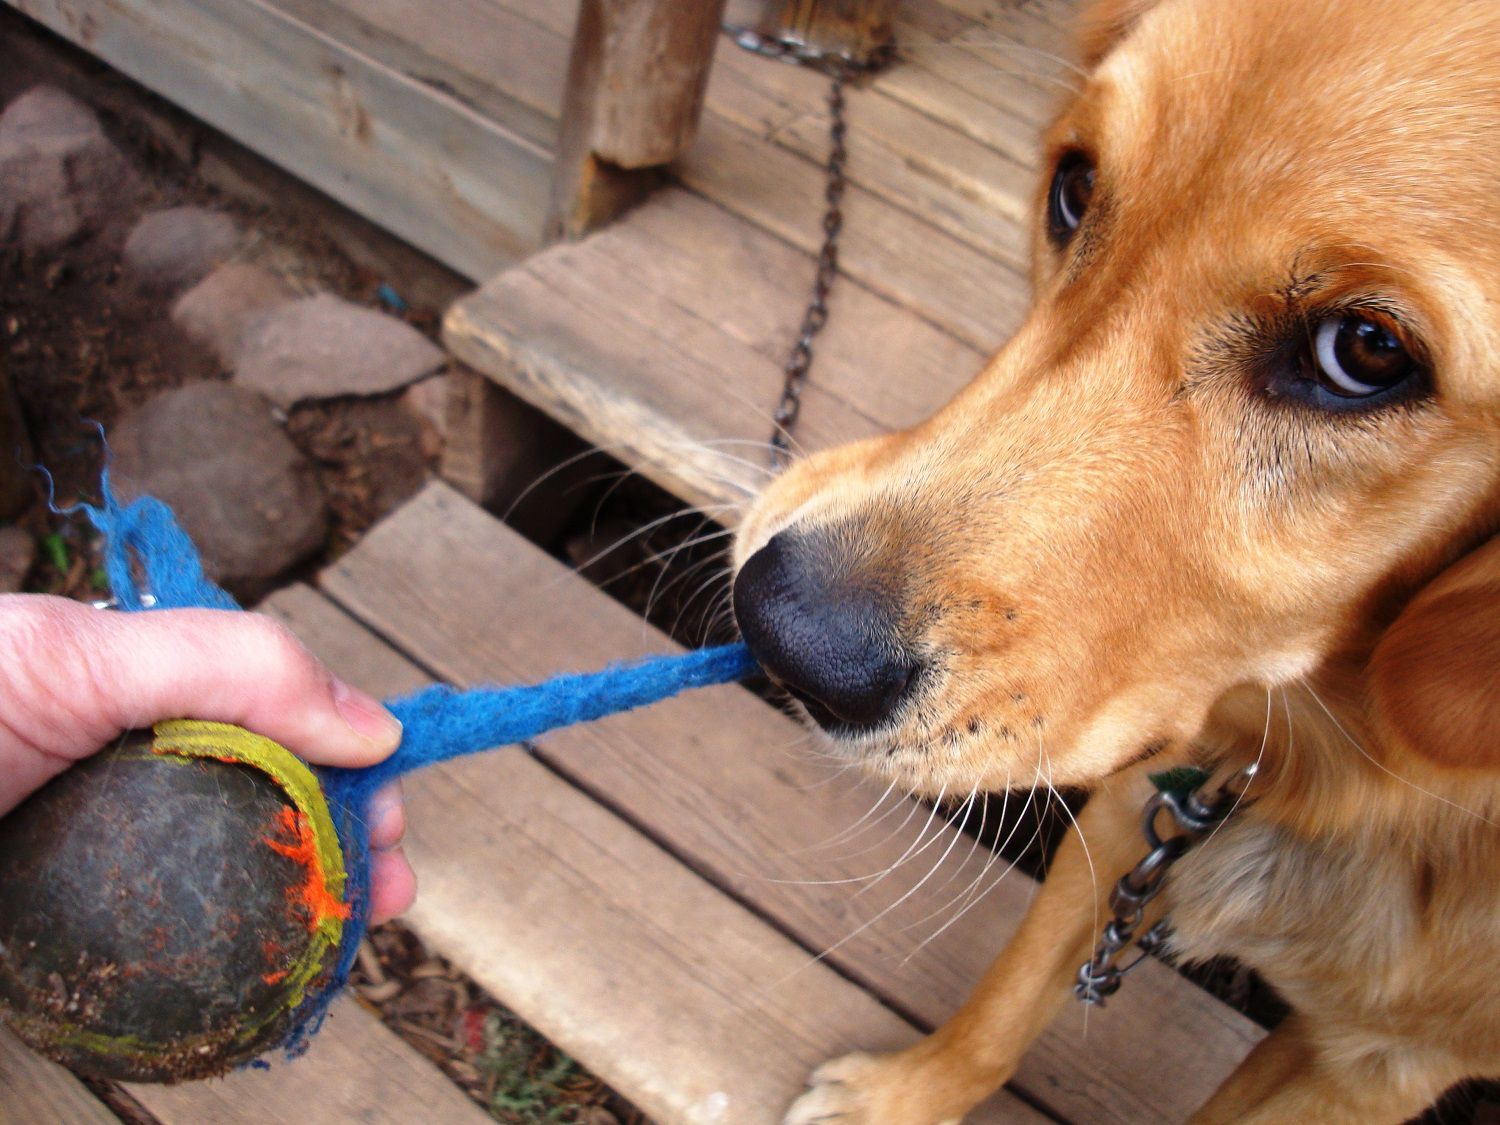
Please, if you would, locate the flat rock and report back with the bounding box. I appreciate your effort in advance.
[172,262,297,366]
[235,293,445,408]
[0,87,134,252]
[0,527,35,594]
[109,383,327,596]
[123,207,241,292]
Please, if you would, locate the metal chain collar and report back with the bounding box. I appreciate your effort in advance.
[725,25,892,470]
[1074,763,1258,1006]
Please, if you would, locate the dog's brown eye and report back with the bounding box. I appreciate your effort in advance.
[1312,314,1417,397]
[1048,153,1095,245]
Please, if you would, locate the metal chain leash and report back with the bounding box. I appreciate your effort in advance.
[1074,763,1258,1006]
[725,25,893,469]
[768,72,847,469]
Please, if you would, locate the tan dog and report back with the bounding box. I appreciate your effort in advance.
[730,0,1500,1120]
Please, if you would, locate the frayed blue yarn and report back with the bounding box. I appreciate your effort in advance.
[80,474,756,1059]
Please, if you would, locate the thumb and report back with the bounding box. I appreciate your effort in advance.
[0,596,403,776]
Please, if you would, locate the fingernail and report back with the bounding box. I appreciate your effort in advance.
[332,678,404,753]
[367,781,405,848]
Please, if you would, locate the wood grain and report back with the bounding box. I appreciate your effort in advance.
[263,584,1037,1124]
[322,482,1264,1124]
[0,1027,119,1125]
[445,186,994,514]
[5,0,553,278]
[678,112,1030,352]
[270,0,571,151]
[125,996,490,1125]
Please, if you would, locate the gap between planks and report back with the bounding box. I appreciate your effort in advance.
[319,481,1263,1125]
[264,582,1037,1124]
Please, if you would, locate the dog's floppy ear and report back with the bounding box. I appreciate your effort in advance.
[1370,537,1500,770]
[1077,0,1161,68]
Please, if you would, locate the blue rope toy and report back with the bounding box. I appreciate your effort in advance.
[82,472,757,1064]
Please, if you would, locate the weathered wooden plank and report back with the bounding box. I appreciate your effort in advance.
[873,54,1047,169]
[0,1027,120,1125]
[445,189,992,514]
[775,81,1034,271]
[446,251,829,515]
[885,13,1081,151]
[6,0,553,279]
[125,996,489,1125]
[323,482,1265,1125]
[563,189,983,431]
[264,584,1038,1124]
[269,0,570,151]
[679,112,1029,352]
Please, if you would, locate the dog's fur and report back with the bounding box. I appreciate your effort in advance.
[732,1,1500,1120]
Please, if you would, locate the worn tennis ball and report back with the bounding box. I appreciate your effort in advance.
[0,723,351,1082]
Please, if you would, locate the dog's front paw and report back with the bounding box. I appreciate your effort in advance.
[783,1052,965,1125]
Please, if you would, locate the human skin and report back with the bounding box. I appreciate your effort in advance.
[0,594,415,923]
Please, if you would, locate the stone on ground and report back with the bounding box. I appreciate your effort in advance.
[123,206,241,292]
[235,293,445,408]
[172,262,297,366]
[0,527,35,594]
[0,86,135,252]
[109,382,328,596]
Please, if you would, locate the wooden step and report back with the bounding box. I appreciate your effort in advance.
[4,981,482,1125]
[1,1027,120,1124]
[263,580,1039,1124]
[444,3,1084,512]
[122,997,491,1125]
[445,186,989,514]
[319,482,1263,1124]
[4,921,488,1123]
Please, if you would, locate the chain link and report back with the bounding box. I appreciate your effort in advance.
[725,25,891,470]
[769,71,848,469]
[1074,763,1258,1006]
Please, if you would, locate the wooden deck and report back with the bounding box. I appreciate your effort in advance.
[5,482,1262,1124]
[443,0,1064,510]
[0,1,1275,1121]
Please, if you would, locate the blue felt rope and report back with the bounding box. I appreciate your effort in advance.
[79,474,756,1056]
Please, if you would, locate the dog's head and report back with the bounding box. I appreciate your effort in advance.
[732,0,1500,795]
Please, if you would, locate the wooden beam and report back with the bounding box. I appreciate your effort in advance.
[548,0,729,240]
[5,0,553,279]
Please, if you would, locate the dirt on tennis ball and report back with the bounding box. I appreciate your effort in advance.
[0,730,344,1082]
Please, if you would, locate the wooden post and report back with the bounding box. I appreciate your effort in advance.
[547,0,729,242]
[751,0,897,66]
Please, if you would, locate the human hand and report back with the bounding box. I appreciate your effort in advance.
[0,594,416,922]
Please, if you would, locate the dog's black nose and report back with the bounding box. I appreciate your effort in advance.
[733,530,918,732]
